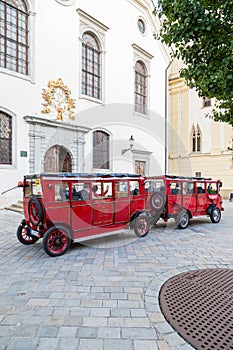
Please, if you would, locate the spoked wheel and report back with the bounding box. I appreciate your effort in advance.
[210,207,221,223]
[176,210,190,229]
[43,226,71,257]
[16,225,39,245]
[134,214,150,238]
[28,197,43,226]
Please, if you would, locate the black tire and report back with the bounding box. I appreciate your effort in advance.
[16,224,39,245]
[210,207,221,223]
[176,210,190,229]
[150,191,166,211]
[43,226,72,257]
[134,214,150,238]
[28,197,44,226]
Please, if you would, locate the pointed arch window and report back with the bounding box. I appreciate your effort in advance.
[93,130,109,169]
[82,32,101,100]
[0,0,29,75]
[192,124,201,153]
[203,97,211,107]
[0,111,12,164]
[134,60,147,115]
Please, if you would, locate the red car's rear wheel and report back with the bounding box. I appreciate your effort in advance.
[43,226,71,257]
[134,214,150,238]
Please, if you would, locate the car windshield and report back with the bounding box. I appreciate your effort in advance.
[25,178,42,197]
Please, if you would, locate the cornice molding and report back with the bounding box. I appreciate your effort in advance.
[77,8,109,32]
[132,43,154,60]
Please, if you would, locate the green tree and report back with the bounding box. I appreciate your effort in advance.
[155,0,233,124]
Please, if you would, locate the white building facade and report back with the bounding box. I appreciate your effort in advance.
[0,0,170,207]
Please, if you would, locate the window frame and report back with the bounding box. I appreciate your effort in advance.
[134,60,148,115]
[0,108,16,169]
[93,130,110,170]
[191,124,201,153]
[0,0,29,75]
[81,32,102,100]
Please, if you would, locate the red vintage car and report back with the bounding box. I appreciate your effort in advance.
[17,173,151,257]
[16,173,223,257]
[144,175,223,229]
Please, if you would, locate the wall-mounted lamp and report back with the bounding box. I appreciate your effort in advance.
[122,135,135,155]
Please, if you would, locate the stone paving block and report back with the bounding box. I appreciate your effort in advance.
[98,327,121,339]
[130,308,147,318]
[57,326,77,337]
[80,299,103,307]
[124,317,151,328]
[156,322,176,335]
[7,337,39,350]
[90,307,111,317]
[157,340,173,350]
[1,314,21,325]
[69,307,90,317]
[111,292,128,300]
[166,332,187,348]
[77,326,99,338]
[121,327,157,340]
[37,337,59,350]
[78,338,104,350]
[134,339,158,350]
[108,317,125,327]
[63,315,83,326]
[103,339,133,350]
[82,316,108,327]
[36,325,59,337]
[110,308,130,319]
[57,337,80,350]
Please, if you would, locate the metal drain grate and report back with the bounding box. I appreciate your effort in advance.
[159,269,233,350]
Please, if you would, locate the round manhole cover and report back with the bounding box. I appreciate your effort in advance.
[159,269,233,350]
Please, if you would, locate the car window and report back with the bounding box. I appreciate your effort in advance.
[92,182,112,198]
[115,181,128,198]
[207,183,217,194]
[170,182,181,194]
[145,179,165,192]
[55,182,69,201]
[72,182,90,201]
[183,182,194,195]
[196,182,205,194]
[130,181,140,195]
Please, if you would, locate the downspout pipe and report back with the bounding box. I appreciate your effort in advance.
[165,60,172,175]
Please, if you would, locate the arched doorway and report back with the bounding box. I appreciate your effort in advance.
[44,145,72,173]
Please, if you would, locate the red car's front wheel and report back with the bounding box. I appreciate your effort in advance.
[16,225,39,245]
[42,226,71,257]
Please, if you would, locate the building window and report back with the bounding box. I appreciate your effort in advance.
[82,32,101,100]
[203,97,211,107]
[134,61,147,115]
[192,124,201,153]
[195,172,202,178]
[138,19,145,34]
[135,160,146,176]
[93,130,109,169]
[0,111,12,164]
[0,0,29,75]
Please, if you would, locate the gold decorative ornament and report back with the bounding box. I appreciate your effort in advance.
[41,78,76,121]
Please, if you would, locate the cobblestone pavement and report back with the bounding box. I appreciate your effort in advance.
[0,201,232,350]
